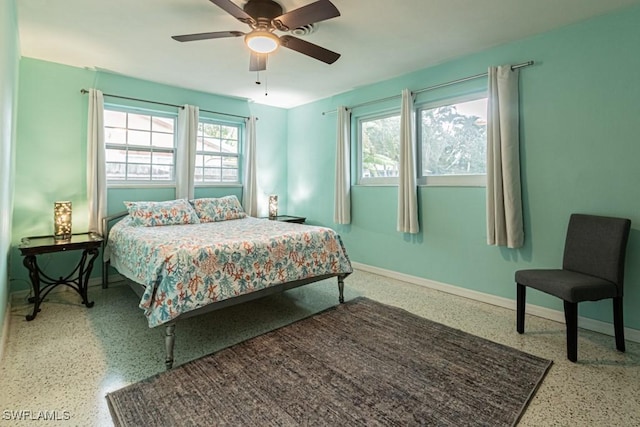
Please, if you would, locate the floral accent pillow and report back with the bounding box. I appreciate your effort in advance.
[191,195,247,223]
[124,199,201,227]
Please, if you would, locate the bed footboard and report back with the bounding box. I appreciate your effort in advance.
[101,211,129,289]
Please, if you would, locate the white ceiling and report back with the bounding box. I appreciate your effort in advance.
[17,0,640,109]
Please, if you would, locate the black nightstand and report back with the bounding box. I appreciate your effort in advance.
[19,232,103,321]
[266,215,306,224]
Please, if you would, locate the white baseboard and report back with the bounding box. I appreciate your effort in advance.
[352,262,640,344]
[91,272,126,287]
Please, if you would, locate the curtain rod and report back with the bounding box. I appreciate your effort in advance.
[321,60,534,115]
[79,89,251,120]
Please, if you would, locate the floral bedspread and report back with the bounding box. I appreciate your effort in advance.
[107,216,353,327]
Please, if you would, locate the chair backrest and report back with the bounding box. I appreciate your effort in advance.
[562,214,631,291]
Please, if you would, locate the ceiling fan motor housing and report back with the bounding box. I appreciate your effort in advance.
[243,0,284,22]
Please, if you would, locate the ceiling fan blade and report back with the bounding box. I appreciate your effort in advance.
[249,53,267,72]
[172,31,244,42]
[272,0,340,31]
[209,0,255,25]
[280,35,340,64]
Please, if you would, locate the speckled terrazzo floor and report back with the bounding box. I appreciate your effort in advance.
[1,269,639,426]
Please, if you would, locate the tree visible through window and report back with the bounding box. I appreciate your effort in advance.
[359,113,401,182]
[419,96,487,178]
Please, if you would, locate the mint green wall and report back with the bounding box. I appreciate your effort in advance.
[248,103,289,214]
[10,59,288,291]
[287,6,640,330]
[1,0,19,332]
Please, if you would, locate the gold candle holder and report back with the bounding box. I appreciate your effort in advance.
[54,201,72,241]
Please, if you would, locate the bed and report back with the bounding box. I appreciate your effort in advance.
[102,197,353,369]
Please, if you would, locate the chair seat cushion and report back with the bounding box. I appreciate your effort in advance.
[515,269,618,303]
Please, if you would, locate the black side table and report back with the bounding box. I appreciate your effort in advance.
[19,233,103,321]
[265,215,306,224]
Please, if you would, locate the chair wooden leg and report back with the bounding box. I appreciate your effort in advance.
[564,301,578,362]
[613,297,626,352]
[516,284,526,334]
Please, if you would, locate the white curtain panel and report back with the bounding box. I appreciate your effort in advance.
[486,66,524,248]
[86,88,106,235]
[334,106,351,224]
[242,116,258,217]
[397,89,419,234]
[176,104,199,200]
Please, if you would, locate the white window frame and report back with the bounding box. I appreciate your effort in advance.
[195,118,243,186]
[416,92,488,187]
[357,110,401,186]
[104,105,177,188]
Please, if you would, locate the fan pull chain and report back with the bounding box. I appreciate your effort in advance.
[264,73,268,97]
[255,71,268,97]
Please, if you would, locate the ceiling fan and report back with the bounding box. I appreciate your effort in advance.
[172,0,341,72]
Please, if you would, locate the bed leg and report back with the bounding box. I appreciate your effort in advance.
[164,324,176,370]
[338,275,345,304]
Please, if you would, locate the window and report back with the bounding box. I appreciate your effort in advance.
[195,120,241,184]
[104,108,176,183]
[358,112,401,185]
[355,93,488,187]
[418,94,487,186]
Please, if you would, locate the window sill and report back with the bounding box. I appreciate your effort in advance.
[107,182,175,189]
[357,174,485,188]
[420,176,485,187]
[195,183,243,188]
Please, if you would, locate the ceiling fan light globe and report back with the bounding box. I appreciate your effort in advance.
[245,31,279,54]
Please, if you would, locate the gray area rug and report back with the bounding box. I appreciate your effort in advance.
[106,297,552,426]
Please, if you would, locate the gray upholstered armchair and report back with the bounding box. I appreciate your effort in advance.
[515,214,631,362]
